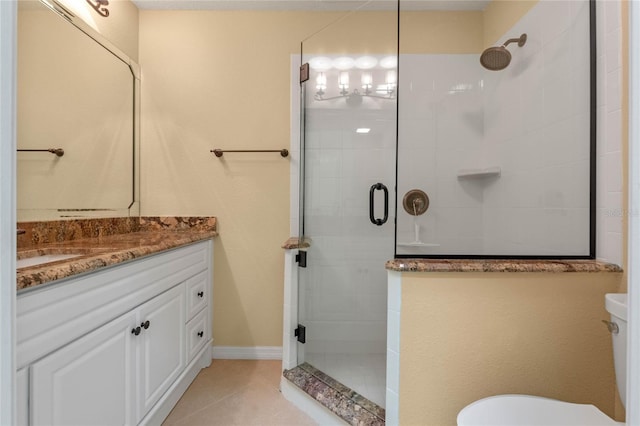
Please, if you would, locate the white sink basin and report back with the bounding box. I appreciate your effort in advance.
[17,254,82,269]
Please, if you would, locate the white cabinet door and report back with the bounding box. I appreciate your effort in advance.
[136,284,185,422]
[31,311,137,426]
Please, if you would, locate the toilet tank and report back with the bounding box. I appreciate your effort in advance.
[605,293,627,409]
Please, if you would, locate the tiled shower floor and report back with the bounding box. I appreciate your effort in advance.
[304,352,386,408]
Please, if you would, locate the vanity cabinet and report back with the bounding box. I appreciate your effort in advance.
[17,240,213,426]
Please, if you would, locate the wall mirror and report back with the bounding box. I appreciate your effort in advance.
[17,0,140,221]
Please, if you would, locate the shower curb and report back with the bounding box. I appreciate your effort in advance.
[283,363,385,425]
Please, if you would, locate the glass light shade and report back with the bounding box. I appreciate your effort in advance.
[361,72,373,89]
[309,56,333,71]
[385,70,397,94]
[355,56,377,69]
[316,72,327,91]
[379,55,397,69]
[385,70,397,85]
[339,71,350,90]
[333,56,356,70]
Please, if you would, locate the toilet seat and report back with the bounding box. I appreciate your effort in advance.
[457,395,622,426]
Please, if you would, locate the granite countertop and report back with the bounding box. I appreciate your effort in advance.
[386,258,623,273]
[17,217,217,292]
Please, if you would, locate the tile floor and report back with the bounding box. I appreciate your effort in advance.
[163,360,316,426]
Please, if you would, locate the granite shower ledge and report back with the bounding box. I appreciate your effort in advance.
[283,363,385,425]
[385,259,623,273]
[17,229,217,292]
[281,237,311,250]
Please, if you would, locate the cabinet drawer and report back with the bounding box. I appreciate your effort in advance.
[186,308,209,364]
[186,271,208,321]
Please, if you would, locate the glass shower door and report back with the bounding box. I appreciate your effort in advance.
[297,1,398,408]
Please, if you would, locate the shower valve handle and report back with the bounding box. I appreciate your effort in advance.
[369,183,389,226]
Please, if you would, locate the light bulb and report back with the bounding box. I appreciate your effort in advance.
[316,72,327,91]
[386,70,397,85]
[386,70,397,94]
[361,72,373,90]
[339,71,350,91]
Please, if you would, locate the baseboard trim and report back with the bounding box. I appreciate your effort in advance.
[212,346,283,360]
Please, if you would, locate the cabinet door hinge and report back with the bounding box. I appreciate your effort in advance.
[294,324,306,344]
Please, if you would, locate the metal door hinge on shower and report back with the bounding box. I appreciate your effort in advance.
[295,324,306,344]
[369,183,389,226]
[296,250,307,268]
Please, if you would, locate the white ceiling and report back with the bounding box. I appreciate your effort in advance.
[131,0,491,11]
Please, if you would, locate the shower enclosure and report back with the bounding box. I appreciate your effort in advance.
[297,1,398,407]
[294,0,594,410]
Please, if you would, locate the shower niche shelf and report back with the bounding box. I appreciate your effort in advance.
[456,167,501,179]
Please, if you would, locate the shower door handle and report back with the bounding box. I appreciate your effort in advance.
[369,183,389,226]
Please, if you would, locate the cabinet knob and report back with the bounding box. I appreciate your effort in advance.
[197,331,204,338]
[141,320,150,330]
[197,291,204,298]
[131,326,141,336]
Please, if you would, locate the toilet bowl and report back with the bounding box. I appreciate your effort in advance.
[457,293,627,426]
[457,394,622,425]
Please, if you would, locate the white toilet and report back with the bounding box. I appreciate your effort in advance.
[457,293,628,426]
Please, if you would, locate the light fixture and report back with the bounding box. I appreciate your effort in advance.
[309,55,397,106]
[356,128,371,134]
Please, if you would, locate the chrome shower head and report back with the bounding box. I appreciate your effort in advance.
[480,33,527,71]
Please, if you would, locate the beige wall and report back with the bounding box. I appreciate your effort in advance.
[483,0,537,46]
[399,272,623,426]
[58,0,139,61]
[400,11,483,54]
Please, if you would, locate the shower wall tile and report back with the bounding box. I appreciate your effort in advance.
[477,0,594,255]
[540,0,572,45]
[605,151,623,193]
[386,270,401,422]
[606,109,622,153]
[604,0,621,34]
[605,27,622,73]
[605,192,624,234]
[398,54,484,253]
[606,69,622,114]
[596,0,623,266]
